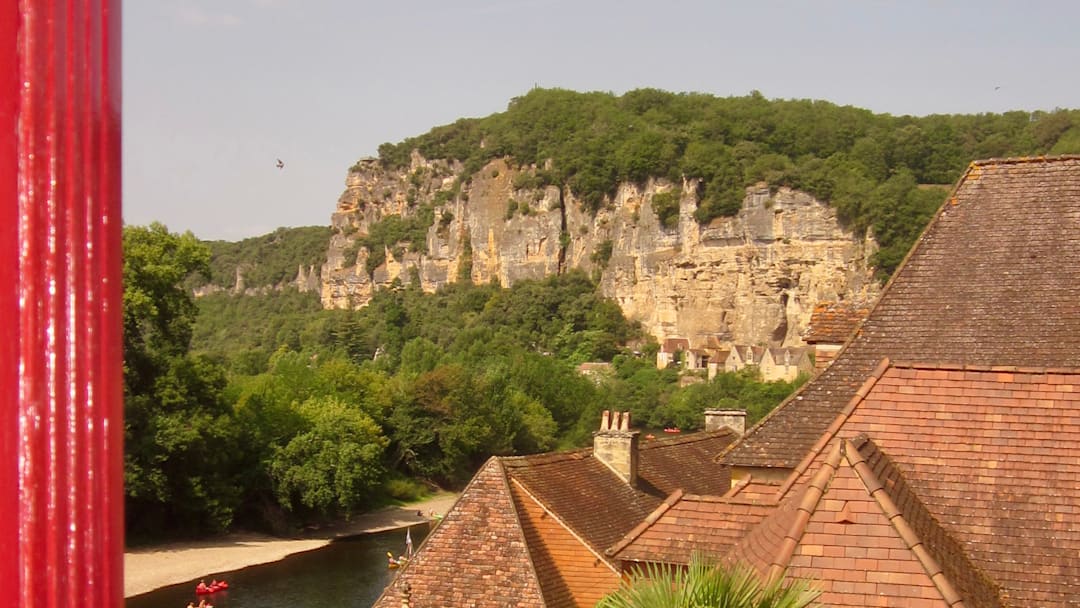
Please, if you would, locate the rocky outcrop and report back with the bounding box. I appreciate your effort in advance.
[322,155,880,348]
[192,264,321,298]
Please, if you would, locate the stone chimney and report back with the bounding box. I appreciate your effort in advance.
[593,410,639,485]
[704,409,747,435]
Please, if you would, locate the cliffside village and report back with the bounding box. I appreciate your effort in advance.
[373,156,1080,607]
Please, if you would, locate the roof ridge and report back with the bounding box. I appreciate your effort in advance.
[853,439,1009,607]
[496,460,553,607]
[765,441,842,585]
[774,358,891,498]
[723,475,753,498]
[605,489,684,558]
[509,476,620,573]
[843,439,967,608]
[680,493,776,506]
[970,154,1080,167]
[500,447,592,466]
[393,455,496,577]
[891,361,1080,375]
[641,427,735,450]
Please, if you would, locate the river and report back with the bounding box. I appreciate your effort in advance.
[126,524,428,608]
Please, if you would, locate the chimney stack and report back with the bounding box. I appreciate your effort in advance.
[704,409,747,436]
[593,410,639,485]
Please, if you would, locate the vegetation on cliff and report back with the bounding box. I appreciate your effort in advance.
[192,226,332,289]
[127,224,804,539]
[376,88,1080,274]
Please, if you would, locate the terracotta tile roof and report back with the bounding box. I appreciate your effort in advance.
[854,435,1004,608]
[609,492,775,565]
[660,338,689,353]
[725,476,782,502]
[637,429,736,496]
[837,364,1080,607]
[726,156,1080,469]
[373,458,545,608]
[510,479,620,607]
[502,429,737,554]
[380,421,737,607]
[802,300,870,344]
[728,440,972,607]
[500,449,662,556]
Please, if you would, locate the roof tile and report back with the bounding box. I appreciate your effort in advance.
[727,157,1080,469]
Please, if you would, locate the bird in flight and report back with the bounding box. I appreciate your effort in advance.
[276,158,285,169]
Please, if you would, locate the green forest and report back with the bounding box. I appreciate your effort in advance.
[125,224,802,540]
[125,89,1080,540]
[377,88,1080,275]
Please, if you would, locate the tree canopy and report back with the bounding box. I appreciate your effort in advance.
[124,245,805,538]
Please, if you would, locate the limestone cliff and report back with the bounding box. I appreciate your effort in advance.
[322,154,879,348]
[193,264,321,298]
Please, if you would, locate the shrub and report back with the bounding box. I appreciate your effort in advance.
[651,191,680,229]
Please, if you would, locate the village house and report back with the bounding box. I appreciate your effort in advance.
[722,345,811,382]
[655,337,689,369]
[375,156,1080,607]
[758,347,813,382]
[724,344,764,373]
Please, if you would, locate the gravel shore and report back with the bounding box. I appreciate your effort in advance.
[124,493,459,598]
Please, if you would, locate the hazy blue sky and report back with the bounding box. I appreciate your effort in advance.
[123,0,1080,241]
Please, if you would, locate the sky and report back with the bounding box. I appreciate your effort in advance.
[123,0,1080,241]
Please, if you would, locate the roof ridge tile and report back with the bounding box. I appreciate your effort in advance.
[765,442,842,585]
[509,477,620,573]
[775,358,891,498]
[605,489,684,558]
[849,439,993,608]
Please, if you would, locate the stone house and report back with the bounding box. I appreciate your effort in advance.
[724,345,764,373]
[655,337,689,369]
[724,345,809,381]
[758,347,813,382]
[375,156,1080,607]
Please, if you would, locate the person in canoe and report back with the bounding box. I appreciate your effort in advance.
[387,551,408,568]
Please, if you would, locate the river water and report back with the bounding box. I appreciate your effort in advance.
[126,524,428,608]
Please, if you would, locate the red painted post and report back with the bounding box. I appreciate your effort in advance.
[1,2,124,607]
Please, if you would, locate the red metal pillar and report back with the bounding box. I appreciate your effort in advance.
[1,1,124,607]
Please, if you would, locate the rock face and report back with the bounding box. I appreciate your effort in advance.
[322,154,880,348]
[192,264,321,298]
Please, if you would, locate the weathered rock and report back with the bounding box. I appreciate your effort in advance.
[322,156,880,348]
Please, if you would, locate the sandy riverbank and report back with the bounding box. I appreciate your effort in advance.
[124,493,459,598]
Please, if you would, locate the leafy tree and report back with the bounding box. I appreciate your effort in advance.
[123,223,210,391]
[597,554,820,608]
[655,369,805,430]
[269,396,389,517]
[651,191,681,229]
[123,223,241,538]
[193,226,332,290]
